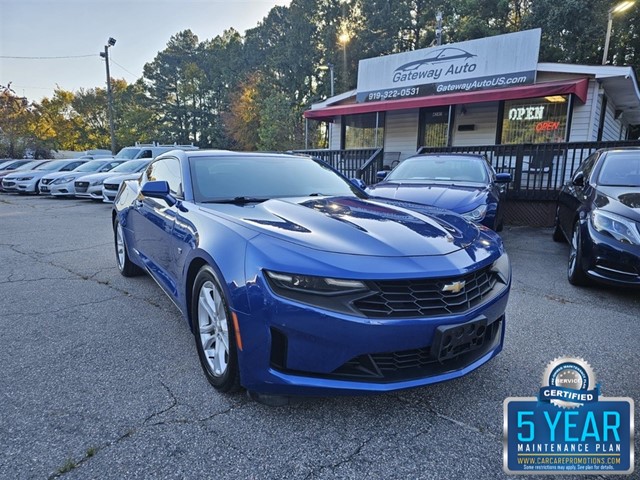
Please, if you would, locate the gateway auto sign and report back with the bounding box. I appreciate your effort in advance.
[355,29,541,103]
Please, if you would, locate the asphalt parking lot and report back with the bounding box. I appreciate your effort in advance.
[1,194,638,480]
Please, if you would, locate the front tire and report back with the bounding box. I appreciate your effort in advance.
[568,220,589,286]
[114,219,142,277]
[192,266,240,393]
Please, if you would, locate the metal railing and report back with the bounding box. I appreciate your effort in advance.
[293,148,383,184]
[418,140,640,200]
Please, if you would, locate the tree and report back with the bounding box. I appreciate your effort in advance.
[0,84,35,158]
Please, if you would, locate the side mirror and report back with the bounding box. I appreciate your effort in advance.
[350,178,366,190]
[572,172,584,187]
[141,180,176,206]
[495,173,512,183]
[376,170,388,180]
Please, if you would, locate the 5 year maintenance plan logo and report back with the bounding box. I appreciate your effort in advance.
[503,357,634,475]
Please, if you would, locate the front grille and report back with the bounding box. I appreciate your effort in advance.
[75,181,89,193]
[330,316,503,382]
[353,266,497,318]
[104,183,118,191]
[41,178,53,185]
[3,181,16,187]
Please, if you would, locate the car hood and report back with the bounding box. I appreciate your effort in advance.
[597,186,640,218]
[3,169,41,179]
[104,173,142,184]
[198,196,479,256]
[42,171,73,181]
[76,172,115,183]
[366,182,488,212]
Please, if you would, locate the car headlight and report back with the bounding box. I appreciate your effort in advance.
[265,271,367,295]
[17,176,34,181]
[591,210,640,245]
[53,176,74,184]
[461,204,488,222]
[90,180,103,186]
[490,252,511,284]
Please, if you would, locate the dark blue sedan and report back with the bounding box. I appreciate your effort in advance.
[553,147,640,287]
[113,151,511,398]
[366,154,511,231]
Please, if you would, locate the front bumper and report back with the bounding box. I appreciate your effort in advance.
[76,184,103,200]
[103,186,118,203]
[49,182,77,197]
[1,179,18,192]
[236,267,510,396]
[582,220,640,286]
[14,179,39,193]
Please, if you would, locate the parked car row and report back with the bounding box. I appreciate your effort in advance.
[0,157,151,202]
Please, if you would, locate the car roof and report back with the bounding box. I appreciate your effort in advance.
[407,153,486,160]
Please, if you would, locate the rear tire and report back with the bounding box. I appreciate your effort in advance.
[567,220,590,286]
[114,219,143,277]
[552,206,565,242]
[192,266,241,393]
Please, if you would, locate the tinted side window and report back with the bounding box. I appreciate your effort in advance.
[139,150,153,159]
[145,158,182,196]
[574,153,598,182]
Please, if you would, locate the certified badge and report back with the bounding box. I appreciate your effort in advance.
[539,357,599,408]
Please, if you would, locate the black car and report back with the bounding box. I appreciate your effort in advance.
[553,148,640,286]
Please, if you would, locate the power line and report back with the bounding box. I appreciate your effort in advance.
[109,58,138,79]
[0,54,96,60]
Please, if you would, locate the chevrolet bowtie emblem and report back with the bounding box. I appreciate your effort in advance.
[442,280,465,294]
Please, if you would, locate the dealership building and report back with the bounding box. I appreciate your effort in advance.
[304,29,640,165]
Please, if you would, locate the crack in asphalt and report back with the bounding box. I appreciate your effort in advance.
[303,435,375,479]
[143,380,178,425]
[47,380,248,479]
[3,243,172,313]
[394,395,492,438]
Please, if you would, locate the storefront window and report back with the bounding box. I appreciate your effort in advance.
[343,113,385,149]
[419,106,450,148]
[501,96,569,144]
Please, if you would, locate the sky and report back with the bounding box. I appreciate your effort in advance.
[0,0,291,102]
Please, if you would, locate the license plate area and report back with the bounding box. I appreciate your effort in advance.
[432,317,488,361]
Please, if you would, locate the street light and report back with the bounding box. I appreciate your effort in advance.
[319,63,335,97]
[602,1,635,65]
[318,63,335,148]
[435,11,443,46]
[99,37,117,154]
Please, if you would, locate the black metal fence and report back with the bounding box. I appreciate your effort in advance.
[418,140,640,200]
[293,148,383,185]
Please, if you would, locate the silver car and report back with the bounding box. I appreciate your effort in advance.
[40,159,124,196]
[2,159,87,194]
[75,159,151,200]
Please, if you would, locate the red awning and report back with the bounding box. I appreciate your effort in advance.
[304,78,590,120]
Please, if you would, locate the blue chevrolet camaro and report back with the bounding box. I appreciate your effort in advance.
[113,151,511,397]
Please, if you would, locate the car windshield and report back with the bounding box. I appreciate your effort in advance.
[189,155,364,203]
[73,160,109,172]
[35,160,74,171]
[15,160,46,171]
[110,160,149,173]
[115,147,140,160]
[597,153,640,187]
[1,160,29,170]
[386,156,489,184]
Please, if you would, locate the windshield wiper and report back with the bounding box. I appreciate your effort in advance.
[202,196,268,204]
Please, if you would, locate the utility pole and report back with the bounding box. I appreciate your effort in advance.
[100,37,117,154]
